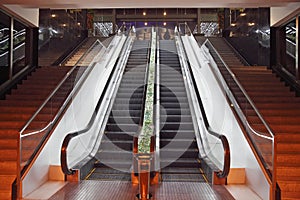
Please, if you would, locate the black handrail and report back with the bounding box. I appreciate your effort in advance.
[58,37,89,66]
[176,29,230,179]
[61,33,132,175]
[52,36,87,66]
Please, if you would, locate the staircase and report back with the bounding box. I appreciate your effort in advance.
[159,40,205,182]
[86,40,150,181]
[0,66,74,200]
[205,37,300,200]
[64,37,114,67]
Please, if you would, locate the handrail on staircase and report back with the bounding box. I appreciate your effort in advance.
[61,31,134,175]
[175,24,230,179]
[202,38,279,198]
[203,39,275,148]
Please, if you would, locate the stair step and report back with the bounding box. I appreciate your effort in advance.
[0,161,17,174]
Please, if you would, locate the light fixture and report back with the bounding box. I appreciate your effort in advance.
[231,23,236,27]
[77,22,81,26]
[240,12,246,17]
[163,11,167,16]
[51,14,56,18]
[62,23,67,27]
[143,11,146,16]
[144,22,148,26]
[248,22,255,26]
[163,22,167,26]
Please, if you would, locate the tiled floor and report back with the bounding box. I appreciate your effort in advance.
[46,180,235,200]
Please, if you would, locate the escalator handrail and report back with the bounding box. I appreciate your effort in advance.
[19,38,114,180]
[203,39,275,140]
[176,27,230,179]
[61,33,133,175]
[20,38,104,135]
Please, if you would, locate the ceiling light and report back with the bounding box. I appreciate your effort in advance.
[248,22,255,26]
[51,14,56,18]
[144,22,148,26]
[240,13,246,17]
[231,23,236,26]
[163,11,167,16]
[143,12,146,16]
[163,22,167,26]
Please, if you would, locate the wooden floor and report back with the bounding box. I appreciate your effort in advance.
[47,180,234,200]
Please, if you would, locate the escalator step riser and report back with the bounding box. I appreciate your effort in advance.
[160,150,199,159]
[108,117,140,124]
[116,93,143,98]
[160,140,197,149]
[115,99,142,104]
[162,116,192,123]
[160,103,190,109]
[161,161,201,168]
[104,133,134,141]
[106,124,139,132]
[160,97,188,103]
[160,92,187,97]
[100,141,133,151]
[112,104,141,110]
[110,110,141,117]
[160,131,195,139]
[94,162,132,170]
[97,151,133,160]
[160,110,191,115]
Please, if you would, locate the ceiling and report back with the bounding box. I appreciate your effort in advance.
[1,0,300,9]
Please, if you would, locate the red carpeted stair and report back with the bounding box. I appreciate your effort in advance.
[204,37,300,200]
[0,66,74,200]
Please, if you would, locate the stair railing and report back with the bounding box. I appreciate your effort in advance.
[202,38,279,198]
[61,32,134,175]
[175,25,230,179]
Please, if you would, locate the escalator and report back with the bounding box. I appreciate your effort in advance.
[86,40,150,181]
[159,40,206,182]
